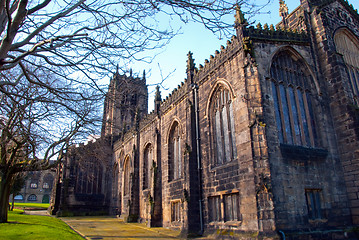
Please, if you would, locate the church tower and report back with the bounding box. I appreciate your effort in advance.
[102,69,148,138]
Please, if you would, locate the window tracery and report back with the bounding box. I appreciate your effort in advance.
[124,157,130,196]
[334,29,359,105]
[210,86,237,165]
[143,144,152,189]
[169,122,182,181]
[171,200,181,222]
[75,162,103,195]
[270,51,318,147]
[28,194,37,201]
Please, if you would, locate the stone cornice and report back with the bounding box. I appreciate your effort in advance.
[196,36,241,82]
[245,24,310,43]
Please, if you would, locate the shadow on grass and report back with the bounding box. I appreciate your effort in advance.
[3,221,30,225]
[87,236,177,239]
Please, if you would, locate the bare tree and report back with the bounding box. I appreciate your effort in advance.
[9,173,26,211]
[0,67,101,222]
[0,0,269,85]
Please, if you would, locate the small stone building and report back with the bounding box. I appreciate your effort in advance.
[13,169,56,204]
[52,0,359,238]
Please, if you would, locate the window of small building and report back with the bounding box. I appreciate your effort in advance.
[28,194,37,201]
[223,193,240,222]
[30,182,38,189]
[171,200,181,222]
[210,86,237,166]
[334,29,359,105]
[43,173,54,190]
[208,195,221,222]
[14,195,23,201]
[305,189,323,220]
[168,122,182,181]
[270,51,318,147]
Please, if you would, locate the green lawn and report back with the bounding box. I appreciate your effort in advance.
[0,209,83,240]
[11,202,50,209]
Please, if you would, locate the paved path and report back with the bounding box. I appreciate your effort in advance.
[24,209,49,216]
[61,216,183,240]
[24,211,211,239]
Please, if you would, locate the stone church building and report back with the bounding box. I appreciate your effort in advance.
[51,0,359,238]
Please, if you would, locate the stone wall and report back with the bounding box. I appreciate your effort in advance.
[303,0,359,225]
[197,42,262,233]
[14,169,56,204]
[51,138,113,216]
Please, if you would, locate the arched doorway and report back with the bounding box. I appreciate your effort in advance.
[42,194,50,203]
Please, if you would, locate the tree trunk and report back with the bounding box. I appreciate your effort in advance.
[0,174,12,223]
[10,194,15,211]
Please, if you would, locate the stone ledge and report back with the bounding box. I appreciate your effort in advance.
[280,144,329,161]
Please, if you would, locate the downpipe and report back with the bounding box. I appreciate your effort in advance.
[193,83,203,235]
[278,230,286,240]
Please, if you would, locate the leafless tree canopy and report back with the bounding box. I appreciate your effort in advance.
[0,68,101,171]
[0,65,101,222]
[0,0,269,84]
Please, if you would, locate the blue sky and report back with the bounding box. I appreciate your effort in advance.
[131,0,359,111]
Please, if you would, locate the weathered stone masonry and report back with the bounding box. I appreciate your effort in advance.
[52,0,359,239]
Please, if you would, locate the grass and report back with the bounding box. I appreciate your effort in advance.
[11,202,50,209]
[0,209,84,240]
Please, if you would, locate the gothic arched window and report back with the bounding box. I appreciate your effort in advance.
[210,86,237,165]
[75,161,103,194]
[169,122,182,181]
[334,29,359,105]
[270,51,318,147]
[112,162,119,204]
[123,157,130,196]
[143,144,153,189]
[119,151,124,168]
